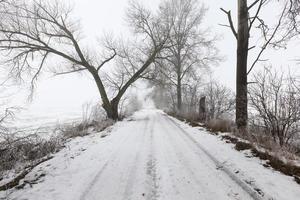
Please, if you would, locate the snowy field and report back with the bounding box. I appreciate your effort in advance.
[1,109,299,200]
[2,106,83,141]
[12,107,82,129]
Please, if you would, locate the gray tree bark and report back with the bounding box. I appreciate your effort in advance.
[236,0,249,131]
[177,69,182,113]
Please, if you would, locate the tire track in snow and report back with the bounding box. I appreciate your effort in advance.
[158,116,219,199]
[145,115,159,200]
[164,114,269,200]
[160,115,247,199]
[149,115,185,199]
[79,120,146,200]
[121,117,150,200]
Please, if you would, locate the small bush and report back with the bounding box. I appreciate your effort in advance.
[232,124,300,158]
[0,133,62,172]
[57,119,114,140]
[55,103,114,140]
[205,119,233,133]
[181,111,201,122]
[58,123,90,139]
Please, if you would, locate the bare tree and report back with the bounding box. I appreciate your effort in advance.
[182,76,203,115]
[203,81,235,121]
[157,0,220,113]
[0,0,171,120]
[249,67,300,146]
[221,0,290,132]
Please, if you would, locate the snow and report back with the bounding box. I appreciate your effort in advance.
[1,109,299,200]
[169,115,300,200]
[0,114,82,143]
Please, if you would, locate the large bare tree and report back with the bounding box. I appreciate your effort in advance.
[0,0,171,120]
[156,0,219,113]
[221,0,290,132]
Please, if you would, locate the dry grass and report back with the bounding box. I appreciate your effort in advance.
[169,112,300,184]
[57,119,114,140]
[205,119,233,133]
[0,133,62,172]
[56,103,114,140]
[221,133,300,184]
[0,104,114,184]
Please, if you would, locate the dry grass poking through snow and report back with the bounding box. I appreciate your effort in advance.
[0,105,114,191]
[57,119,114,139]
[221,134,300,184]
[0,133,62,172]
[205,119,233,133]
[169,113,300,185]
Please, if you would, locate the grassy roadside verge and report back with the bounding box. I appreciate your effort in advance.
[169,113,300,185]
[0,118,114,191]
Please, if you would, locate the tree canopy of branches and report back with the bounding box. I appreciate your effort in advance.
[151,0,219,113]
[283,0,300,37]
[204,81,235,121]
[249,67,300,146]
[221,0,292,132]
[0,0,171,120]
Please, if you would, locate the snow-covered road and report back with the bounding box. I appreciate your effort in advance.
[80,110,254,200]
[2,109,300,200]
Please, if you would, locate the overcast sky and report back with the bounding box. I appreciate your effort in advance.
[3,0,300,122]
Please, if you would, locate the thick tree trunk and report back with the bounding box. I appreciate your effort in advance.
[102,103,118,121]
[101,97,120,120]
[102,100,119,120]
[110,99,120,120]
[236,0,249,132]
[90,71,119,120]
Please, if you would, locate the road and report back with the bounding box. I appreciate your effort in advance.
[3,109,274,200]
[79,110,256,200]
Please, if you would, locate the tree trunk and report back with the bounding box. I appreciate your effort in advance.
[176,56,182,113]
[199,96,206,122]
[90,71,118,120]
[102,100,119,120]
[92,48,159,120]
[110,98,120,120]
[236,0,249,132]
[177,76,182,113]
[102,103,118,120]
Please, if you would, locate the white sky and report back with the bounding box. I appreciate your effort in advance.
[2,0,300,122]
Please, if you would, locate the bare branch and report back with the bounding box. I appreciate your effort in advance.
[54,68,87,76]
[247,4,287,75]
[220,8,238,39]
[97,49,117,71]
[249,0,265,31]
[248,0,260,11]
